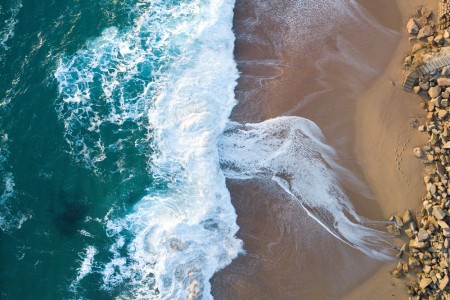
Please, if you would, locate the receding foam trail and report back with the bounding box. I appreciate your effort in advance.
[55,0,242,298]
[219,117,394,260]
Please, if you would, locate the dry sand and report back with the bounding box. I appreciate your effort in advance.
[211,0,436,299]
[344,0,436,299]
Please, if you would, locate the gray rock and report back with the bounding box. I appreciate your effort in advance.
[415,16,429,28]
[418,229,430,241]
[442,66,450,77]
[417,25,434,39]
[410,238,428,248]
[433,206,447,220]
[406,18,419,34]
[435,35,445,45]
[421,7,432,18]
[403,209,413,224]
[438,220,450,229]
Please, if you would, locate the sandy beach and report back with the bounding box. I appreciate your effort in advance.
[212,0,436,299]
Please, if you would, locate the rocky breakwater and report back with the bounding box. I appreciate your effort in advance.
[390,5,450,300]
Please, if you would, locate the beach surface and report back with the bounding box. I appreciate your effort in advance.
[212,0,435,299]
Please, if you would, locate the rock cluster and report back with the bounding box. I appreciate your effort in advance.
[392,5,450,300]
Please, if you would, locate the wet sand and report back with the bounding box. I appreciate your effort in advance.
[212,0,434,299]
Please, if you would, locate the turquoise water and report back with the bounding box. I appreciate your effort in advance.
[0,0,241,298]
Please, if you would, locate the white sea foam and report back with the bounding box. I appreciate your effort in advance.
[0,131,31,232]
[56,0,242,298]
[0,1,22,56]
[219,117,394,260]
[70,245,98,289]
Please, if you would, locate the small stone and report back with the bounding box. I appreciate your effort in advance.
[413,147,423,158]
[413,85,421,94]
[403,209,413,224]
[392,268,402,278]
[420,81,430,90]
[386,224,401,236]
[427,182,436,194]
[406,18,420,34]
[417,25,434,39]
[421,7,432,18]
[412,42,424,53]
[394,215,404,227]
[438,220,450,229]
[418,229,430,241]
[444,228,450,237]
[443,141,450,149]
[419,277,433,289]
[429,86,442,98]
[405,228,414,238]
[433,206,447,220]
[438,78,450,86]
[410,238,428,248]
[435,35,445,45]
[415,16,429,28]
[445,30,450,39]
[438,109,449,119]
[443,66,450,77]
[402,263,409,274]
[440,276,449,289]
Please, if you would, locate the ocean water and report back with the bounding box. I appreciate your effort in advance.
[1,0,394,299]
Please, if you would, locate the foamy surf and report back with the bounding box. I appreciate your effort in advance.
[53,0,397,297]
[219,117,394,260]
[55,0,242,298]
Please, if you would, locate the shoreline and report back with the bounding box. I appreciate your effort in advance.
[345,1,436,298]
[213,0,435,299]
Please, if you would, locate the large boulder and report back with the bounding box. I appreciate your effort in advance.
[417,25,434,40]
[429,85,441,98]
[406,18,419,34]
